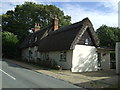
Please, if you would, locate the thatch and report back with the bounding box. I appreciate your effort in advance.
[20,18,99,52]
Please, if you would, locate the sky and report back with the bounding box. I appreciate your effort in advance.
[0,0,119,30]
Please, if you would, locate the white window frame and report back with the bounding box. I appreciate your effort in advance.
[35,37,37,42]
[85,38,89,45]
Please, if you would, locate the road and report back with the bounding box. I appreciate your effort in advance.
[1,60,82,88]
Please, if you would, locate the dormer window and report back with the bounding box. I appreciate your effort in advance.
[35,37,37,42]
[85,38,89,45]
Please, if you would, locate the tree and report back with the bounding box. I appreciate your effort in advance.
[2,2,71,41]
[96,25,120,48]
[2,31,20,58]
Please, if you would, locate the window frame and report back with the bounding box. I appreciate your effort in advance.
[85,38,89,45]
[35,37,37,42]
[60,51,66,62]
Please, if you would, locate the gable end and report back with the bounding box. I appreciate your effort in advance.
[77,27,95,46]
[70,18,99,49]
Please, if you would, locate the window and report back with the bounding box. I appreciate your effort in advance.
[102,53,106,56]
[98,53,101,67]
[85,38,89,45]
[45,53,49,60]
[43,53,49,60]
[35,37,37,42]
[35,50,38,57]
[29,50,32,60]
[60,51,66,61]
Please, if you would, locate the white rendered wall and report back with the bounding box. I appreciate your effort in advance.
[49,50,73,69]
[31,46,38,62]
[72,45,98,72]
[116,42,120,74]
[38,50,73,69]
[21,48,29,60]
[100,51,110,70]
[21,46,38,62]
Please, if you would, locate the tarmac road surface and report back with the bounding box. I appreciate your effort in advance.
[1,60,84,89]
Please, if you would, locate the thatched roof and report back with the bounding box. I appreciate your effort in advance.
[20,25,53,49]
[20,17,99,52]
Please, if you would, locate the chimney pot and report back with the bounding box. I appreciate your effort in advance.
[53,15,58,31]
[34,23,40,32]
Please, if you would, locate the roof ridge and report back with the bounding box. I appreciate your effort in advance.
[53,17,89,33]
[48,20,84,36]
[33,17,88,35]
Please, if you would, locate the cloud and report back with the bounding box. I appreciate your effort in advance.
[59,3,118,30]
[100,0,118,12]
[1,1,118,30]
[1,0,37,3]
[1,1,26,14]
[1,2,16,14]
[0,0,52,14]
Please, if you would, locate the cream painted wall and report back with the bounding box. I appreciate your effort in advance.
[100,51,110,70]
[22,45,98,72]
[32,46,38,62]
[72,45,98,72]
[37,50,73,69]
[116,42,120,74]
[22,47,73,69]
[21,46,38,62]
[21,48,29,60]
[49,50,73,69]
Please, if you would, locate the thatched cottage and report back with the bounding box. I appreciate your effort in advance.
[20,16,111,72]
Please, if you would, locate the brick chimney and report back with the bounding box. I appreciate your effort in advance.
[34,23,40,32]
[53,15,58,31]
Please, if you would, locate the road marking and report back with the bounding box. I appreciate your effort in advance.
[0,69,16,80]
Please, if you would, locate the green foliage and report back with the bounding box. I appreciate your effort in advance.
[96,25,120,48]
[2,2,71,41]
[37,58,60,69]
[2,31,20,58]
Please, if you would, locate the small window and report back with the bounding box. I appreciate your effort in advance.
[35,37,37,42]
[98,53,101,67]
[85,38,89,45]
[46,53,49,60]
[29,50,32,60]
[35,50,38,57]
[60,51,66,62]
[103,53,106,56]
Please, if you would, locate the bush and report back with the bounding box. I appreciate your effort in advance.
[2,31,20,58]
[37,58,59,69]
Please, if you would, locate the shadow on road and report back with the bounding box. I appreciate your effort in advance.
[2,58,49,70]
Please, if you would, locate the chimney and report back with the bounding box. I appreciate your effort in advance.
[34,23,40,32]
[53,15,58,31]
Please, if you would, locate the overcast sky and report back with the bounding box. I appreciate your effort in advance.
[0,0,119,30]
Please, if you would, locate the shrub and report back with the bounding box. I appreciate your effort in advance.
[37,58,59,69]
[2,31,20,58]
